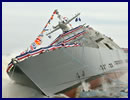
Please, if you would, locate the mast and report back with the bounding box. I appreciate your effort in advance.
[46,10,80,36]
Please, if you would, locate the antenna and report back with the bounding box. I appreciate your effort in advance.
[46,10,80,36]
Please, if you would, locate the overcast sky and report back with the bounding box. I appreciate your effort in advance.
[2,2,128,55]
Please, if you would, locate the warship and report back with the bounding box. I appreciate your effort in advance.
[6,10,128,97]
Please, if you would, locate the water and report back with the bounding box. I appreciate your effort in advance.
[2,54,128,98]
[79,76,128,98]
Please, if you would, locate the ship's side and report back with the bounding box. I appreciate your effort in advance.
[7,46,128,96]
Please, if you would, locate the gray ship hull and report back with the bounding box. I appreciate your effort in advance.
[8,46,128,96]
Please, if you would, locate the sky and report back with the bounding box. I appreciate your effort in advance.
[2,2,128,55]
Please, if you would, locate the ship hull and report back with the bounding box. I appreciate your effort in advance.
[7,47,128,97]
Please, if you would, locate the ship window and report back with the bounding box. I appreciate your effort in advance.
[104,43,113,50]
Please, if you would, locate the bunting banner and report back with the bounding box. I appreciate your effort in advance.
[15,43,81,62]
[50,25,83,45]
[58,30,87,45]
[35,37,42,45]
[6,43,81,73]
[6,61,13,73]
[16,52,30,61]
[41,9,57,34]
[29,10,57,51]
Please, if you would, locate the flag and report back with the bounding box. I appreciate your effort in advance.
[32,42,37,49]
[41,29,46,34]
[75,18,78,22]
[50,15,54,20]
[39,33,43,37]
[44,23,48,28]
[48,19,51,24]
[30,45,34,51]
[44,29,49,31]
[35,38,42,45]
[30,42,37,51]
[53,10,57,14]
[79,17,81,21]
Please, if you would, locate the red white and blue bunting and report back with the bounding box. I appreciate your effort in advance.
[50,25,83,45]
[6,61,13,73]
[7,43,81,73]
[57,30,87,45]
